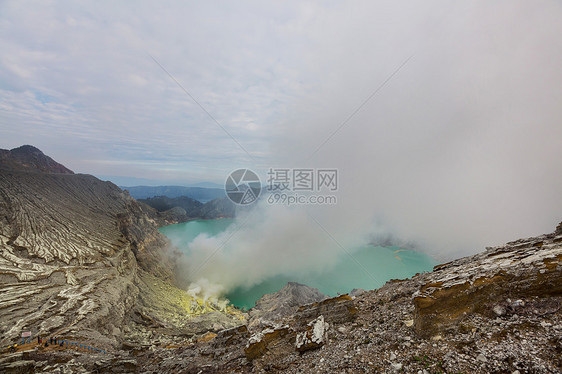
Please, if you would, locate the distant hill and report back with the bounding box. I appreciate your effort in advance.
[138,195,236,225]
[189,181,223,189]
[139,196,203,217]
[197,197,236,218]
[123,185,225,202]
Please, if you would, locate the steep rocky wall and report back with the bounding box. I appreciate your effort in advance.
[0,170,184,347]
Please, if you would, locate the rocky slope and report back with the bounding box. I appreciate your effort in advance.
[135,222,562,374]
[0,146,243,359]
[413,223,562,338]
[2,220,559,373]
[196,197,236,219]
[138,195,203,218]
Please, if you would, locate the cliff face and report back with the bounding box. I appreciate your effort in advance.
[0,148,242,351]
[0,169,171,346]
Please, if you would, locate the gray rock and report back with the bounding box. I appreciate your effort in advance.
[249,282,326,325]
[391,362,403,371]
[350,288,366,296]
[512,299,525,308]
[493,305,506,316]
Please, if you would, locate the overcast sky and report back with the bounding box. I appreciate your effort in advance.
[1,1,561,256]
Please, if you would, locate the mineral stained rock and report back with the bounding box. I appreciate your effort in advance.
[245,326,294,361]
[413,226,562,337]
[244,293,358,365]
[295,315,328,352]
[134,223,561,373]
[295,294,357,327]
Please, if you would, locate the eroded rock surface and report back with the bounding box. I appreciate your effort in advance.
[413,226,562,337]
[0,147,244,353]
[295,294,357,327]
[131,223,561,374]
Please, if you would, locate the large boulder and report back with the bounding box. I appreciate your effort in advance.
[295,294,357,327]
[295,315,328,352]
[244,326,295,361]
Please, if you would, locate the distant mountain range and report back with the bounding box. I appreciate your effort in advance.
[122,185,225,203]
[138,195,236,225]
[189,181,224,189]
[139,195,203,213]
[95,174,224,189]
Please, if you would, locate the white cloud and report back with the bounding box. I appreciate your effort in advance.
[0,0,561,259]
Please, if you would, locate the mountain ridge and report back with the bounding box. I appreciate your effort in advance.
[138,195,236,225]
[0,145,74,174]
[122,185,225,202]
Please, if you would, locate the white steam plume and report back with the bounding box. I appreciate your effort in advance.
[184,1,561,294]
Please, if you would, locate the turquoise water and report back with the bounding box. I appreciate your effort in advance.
[160,219,436,310]
[160,218,235,248]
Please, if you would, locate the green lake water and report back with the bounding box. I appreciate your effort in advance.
[160,219,437,310]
